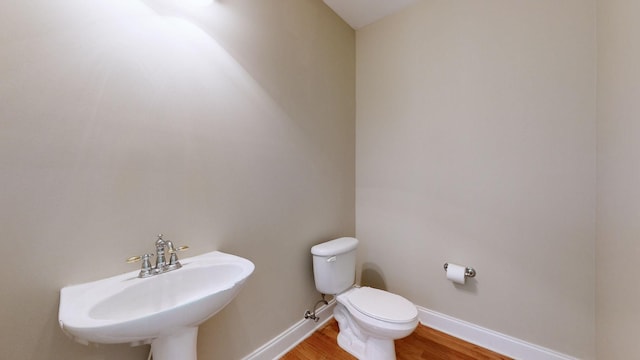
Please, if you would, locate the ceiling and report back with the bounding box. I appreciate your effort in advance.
[323,0,419,29]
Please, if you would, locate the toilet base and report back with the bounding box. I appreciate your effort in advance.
[337,331,396,360]
[334,303,398,360]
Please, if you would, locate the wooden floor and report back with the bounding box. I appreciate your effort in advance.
[282,319,512,360]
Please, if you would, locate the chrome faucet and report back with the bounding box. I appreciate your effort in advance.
[127,234,189,278]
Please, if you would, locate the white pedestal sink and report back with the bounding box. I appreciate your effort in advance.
[58,251,254,360]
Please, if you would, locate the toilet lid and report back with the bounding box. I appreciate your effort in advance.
[348,287,417,323]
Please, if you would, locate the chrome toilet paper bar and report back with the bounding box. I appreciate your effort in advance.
[443,263,476,278]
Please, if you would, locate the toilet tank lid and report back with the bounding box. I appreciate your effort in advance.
[311,237,358,256]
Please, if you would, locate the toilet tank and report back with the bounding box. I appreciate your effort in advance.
[311,237,358,295]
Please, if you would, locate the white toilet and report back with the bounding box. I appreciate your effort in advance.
[311,237,418,360]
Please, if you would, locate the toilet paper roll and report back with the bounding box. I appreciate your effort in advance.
[446,263,466,284]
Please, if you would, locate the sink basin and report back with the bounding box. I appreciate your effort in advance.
[59,251,254,360]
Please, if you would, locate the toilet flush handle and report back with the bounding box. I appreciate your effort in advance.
[327,256,337,263]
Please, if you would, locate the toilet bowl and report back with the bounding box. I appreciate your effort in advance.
[334,287,418,360]
[311,237,418,360]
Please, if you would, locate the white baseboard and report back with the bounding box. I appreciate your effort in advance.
[242,301,578,360]
[417,307,579,360]
[242,300,336,360]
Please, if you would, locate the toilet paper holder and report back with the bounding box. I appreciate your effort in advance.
[443,263,476,278]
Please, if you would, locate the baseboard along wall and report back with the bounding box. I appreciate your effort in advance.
[242,302,578,360]
[417,307,579,360]
[241,300,337,360]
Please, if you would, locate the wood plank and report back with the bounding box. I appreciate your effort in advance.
[281,319,512,360]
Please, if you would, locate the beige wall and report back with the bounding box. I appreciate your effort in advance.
[356,1,596,358]
[0,1,354,359]
[596,0,640,358]
[8,0,639,358]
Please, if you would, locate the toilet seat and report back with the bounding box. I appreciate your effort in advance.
[347,287,418,324]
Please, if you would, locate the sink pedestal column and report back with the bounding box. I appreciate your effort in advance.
[151,327,199,360]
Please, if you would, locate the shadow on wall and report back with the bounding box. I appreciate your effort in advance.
[454,277,478,294]
[360,262,387,290]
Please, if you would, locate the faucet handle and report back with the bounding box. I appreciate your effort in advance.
[166,244,188,270]
[126,253,154,262]
[127,253,155,278]
[168,245,189,253]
